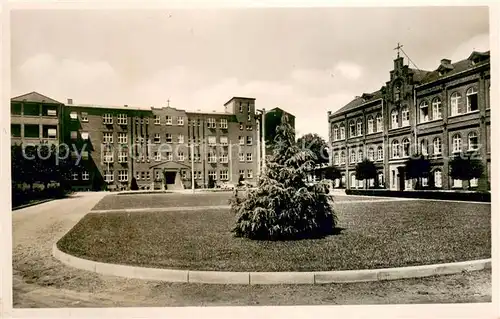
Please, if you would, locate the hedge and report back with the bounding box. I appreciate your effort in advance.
[345,189,490,202]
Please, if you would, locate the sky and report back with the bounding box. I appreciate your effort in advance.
[10,6,490,140]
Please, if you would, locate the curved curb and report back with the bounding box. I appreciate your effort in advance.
[52,243,491,285]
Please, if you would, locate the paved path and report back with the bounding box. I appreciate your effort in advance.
[11,192,492,307]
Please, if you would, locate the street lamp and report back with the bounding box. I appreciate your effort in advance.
[256,108,266,174]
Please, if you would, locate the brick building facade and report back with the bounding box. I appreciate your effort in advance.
[328,50,490,191]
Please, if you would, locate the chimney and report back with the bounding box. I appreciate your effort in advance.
[124,104,128,107]
[67,98,73,105]
[441,59,451,65]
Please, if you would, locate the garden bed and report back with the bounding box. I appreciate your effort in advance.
[59,200,491,272]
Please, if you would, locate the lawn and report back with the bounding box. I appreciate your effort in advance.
[58,199,491,272]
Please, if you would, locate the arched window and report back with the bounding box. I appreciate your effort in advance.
[368,148,375,161]
[392,140,400,158]
[333,125,339,141]
[433,137,442,155]
[376,113,383,132]
[468,131,478,151]
[401,106,410,126]
[340,124,345,139]
[420,139,428,156]
[419,101,429,123]
[334,152,339,165]
[402,138,410,157]
[350,149,356,163]
[358,149,363,162]
[394,83,401,102]
[340,151,346,164]
[356,119,363,136]
[432,98,442,120]
[450,92,462,116]
[391,109,398,129]
[452,134,462,153]
[434,169,442,188]
[367,116,374,134]
[377,146,383,161]
[466,87,478,112]
[349,120,355,137]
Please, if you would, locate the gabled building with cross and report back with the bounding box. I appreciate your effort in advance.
[328,49,491,191]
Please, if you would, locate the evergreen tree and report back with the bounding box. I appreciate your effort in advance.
[355,159,377,189]
[231,115,337,240]
[404,155,431,189]
[449,154,483,189]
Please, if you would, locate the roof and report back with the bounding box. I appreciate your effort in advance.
[185,110,233,115]
[11,91,63,104]
[267,107,295,118]
[69,103,153,111]
[331,89,383,116]
[223,96,256,106]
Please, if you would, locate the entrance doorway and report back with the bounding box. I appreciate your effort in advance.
[397,167,405,191]
[164,171,176,185]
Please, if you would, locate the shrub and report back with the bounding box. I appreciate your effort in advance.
[130,177,139,190]
[231,114,337,240]
[355,159,377,189]
[208,176,216,189]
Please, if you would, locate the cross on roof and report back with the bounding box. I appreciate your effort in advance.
[394,43,403,58]
[167,99,170,107]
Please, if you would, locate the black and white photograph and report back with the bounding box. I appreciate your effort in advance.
[2,2,497,318]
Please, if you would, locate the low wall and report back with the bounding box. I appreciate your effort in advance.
[345,189,490,202]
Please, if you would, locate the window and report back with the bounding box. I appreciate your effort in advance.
[453,179,462,188]
[71,131,78,140]
[117,114,127,125]
[208,136,217,146]
[334,153,339,165]
[432,98,442,120]
[340,151,346,164]
[333,125,339,140]
[247,169,253,178]
[247,136,253,145]
[47,109,57,116]
[220,153,228,163]
[104,170,114,183]
[468,132,479,151]
[118,132,127,144]
[394,83,401,102]
[166,133,172,143]
[81,112,88,122]
[220,136,228,146]
[239,136,244,145]
[154,115,160,124]
[72,172,79,181]
[208,152,217,163]
[466,87,478,112]
[239,169,245,178]
[421,139,428,156]
[81,132,89,140]
[433,137,442,155]
[82,171,89,181]
[208,170,217,181]
[165,152,173,161]
[357,150,363,162]
[82,151,89,160]
[239,122,244,130]
[392,140,400,158]
[246,153,253,162]
[246,125,253,131]
[196,171,202,179]
[419,101,429,123]
[136,171,142,180]
[47,128,57,138]
[376,114,383,132]
[377,146,383,161]
[103,132,113,144]
[368,148,375,161]
[180,169,188,179]
[450,92,461,116]
[470,178,479,187]
[154,133,161,143]
[340,124,345,139]
[239,103,243,113]
[177,116,184,125]
[104,151,113,163]
[118,170,128,182]
[356,119,363,136]
[349,121,355,137]
[402,138,410,157]
[452,134,462,153]
[220,119,228,129]
[207,118,216,128]
[178,134,184,144]
[401,106,410,126]
[367,117,374,134]
[118,152,128,163]
[239,153,245,162]
[70,112,78,120]
[154,152,161,161]
[178,152,185,161]
[103,113,113,124]
[248,114,252,121]
[391,109,398,128]
[350,149,356,163]
[166,116,172,125]
[155,170,161,181]
[220,170,229,181]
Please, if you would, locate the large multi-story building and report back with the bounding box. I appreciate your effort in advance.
[328,50,490,191]
[10,93,259,191]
